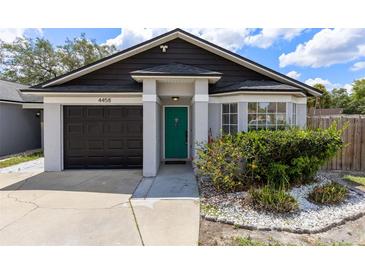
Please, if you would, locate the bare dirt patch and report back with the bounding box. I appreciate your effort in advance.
[199,216,365,246]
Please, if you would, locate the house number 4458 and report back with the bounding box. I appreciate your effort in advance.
[98,97,111,103]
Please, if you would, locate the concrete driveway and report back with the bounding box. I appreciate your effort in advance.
[0,169,143,245]
[0,160,200,246]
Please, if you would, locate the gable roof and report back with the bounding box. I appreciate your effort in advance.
[27,28,321,96]
[0,79,42,103]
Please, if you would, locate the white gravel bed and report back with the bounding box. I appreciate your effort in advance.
[200,175,365,233]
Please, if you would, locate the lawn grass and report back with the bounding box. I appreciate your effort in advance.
[233,236,282,246]
[343,175,365,186]
[0,151,43,168]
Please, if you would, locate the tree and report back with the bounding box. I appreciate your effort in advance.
[0,37,61,84]
[352,79,365,101]
[331,88,351,109]
[57,34,116,73]
[342,79,365,114]
[309,83,332,109]
[0,34,116,85]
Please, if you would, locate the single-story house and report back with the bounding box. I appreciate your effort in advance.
[0,79,43,157]
[22,28,322,177]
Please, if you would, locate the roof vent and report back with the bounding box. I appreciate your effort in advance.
[160,44,168,53]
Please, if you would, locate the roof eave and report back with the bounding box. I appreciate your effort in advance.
[131,74,222,84]
[210,90,307,97]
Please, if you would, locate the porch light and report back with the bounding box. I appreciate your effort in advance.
[172,96,180,101]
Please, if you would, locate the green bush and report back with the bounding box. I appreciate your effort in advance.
[195,122,343,193]
[249,185,298,213]
[308,182,348,205]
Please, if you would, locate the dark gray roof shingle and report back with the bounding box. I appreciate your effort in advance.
[23,83,142,93]
[211,80,302,93]
[0,80,42,103]
[131,63,222,76]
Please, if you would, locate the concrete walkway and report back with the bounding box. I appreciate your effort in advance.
[131,163,200,245]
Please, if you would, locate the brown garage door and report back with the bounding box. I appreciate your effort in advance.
[64,106,143,169]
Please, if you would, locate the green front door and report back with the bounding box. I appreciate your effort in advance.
[165,107,188,159]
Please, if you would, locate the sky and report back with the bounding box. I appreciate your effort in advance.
[1,28,365,92]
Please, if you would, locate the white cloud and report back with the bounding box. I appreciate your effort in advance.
[0,28,27,43]
[104,28,305,52]
[0,28,43,43]
[286,70,301,79]
[305,77,354,92]
[350,61,365,71]
[305,77,335,89]
[104,28,251,51]
[186,28,251,51]
[279,28,365,68]
[343,83,353,93]
[244,28,304,49]
[104,28,169,49]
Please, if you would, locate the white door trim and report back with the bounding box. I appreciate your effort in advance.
[162,105,190,160]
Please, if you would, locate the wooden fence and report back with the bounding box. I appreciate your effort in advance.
[307,115,365,171]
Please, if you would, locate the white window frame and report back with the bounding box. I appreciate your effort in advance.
[247,102,287,130]
[292,103,297,126]
[221,103,238,134]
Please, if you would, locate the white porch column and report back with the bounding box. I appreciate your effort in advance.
[143,79,160,177]
[44,103,63,171]
[192,79,209,157]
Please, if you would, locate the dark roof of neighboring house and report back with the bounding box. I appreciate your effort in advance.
[211,80,302,94]
[0,79,43,103]
[130,63,222,76]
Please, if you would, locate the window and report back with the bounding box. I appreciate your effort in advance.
[292,103,297,126]
[248,102,286,131]
[222,103,238,134]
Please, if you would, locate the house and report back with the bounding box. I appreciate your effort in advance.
[0,80,43,157]
[22,28,322,177]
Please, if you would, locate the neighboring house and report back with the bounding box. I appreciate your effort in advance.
[0,80,43,156]
[22,28,322,177]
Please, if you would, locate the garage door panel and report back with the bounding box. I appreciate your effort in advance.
[66,123,84,134]
[107,139,124,150]
[86,122,104,135]
[126,123,142,136]
[66,156,87,169]
[126,139,142,149]
[64,106,143,169]
[67,107,83,117]
[106,107,124,120]
[68,139,85,150]
[126,156,143,168]
[86,107,104,119]
[104,121,125,134]
[126,107,143,120]
[87,139,105,150]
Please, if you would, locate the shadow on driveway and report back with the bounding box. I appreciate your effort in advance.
[0,170,142,195]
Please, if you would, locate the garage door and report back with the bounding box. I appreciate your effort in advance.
[64,106,143,169]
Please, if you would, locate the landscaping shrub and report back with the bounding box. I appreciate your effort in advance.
[308,182,348,205]
[248,185,298,213]
[195,122,343,193]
